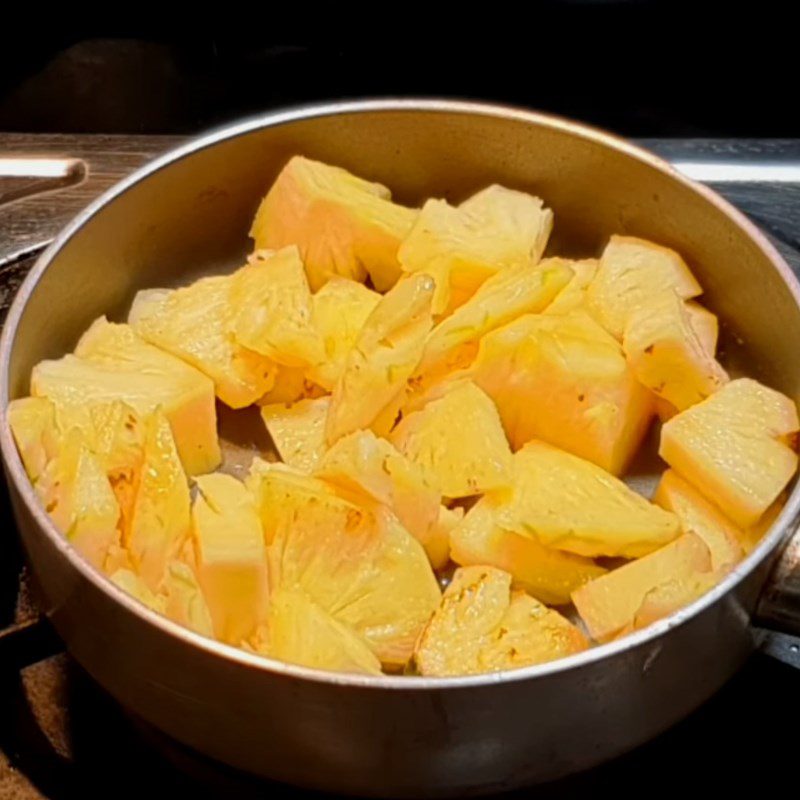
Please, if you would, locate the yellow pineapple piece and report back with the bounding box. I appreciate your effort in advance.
[471,311,653,475]
[449,498,605,605]
[256,366,325,405]
[423,504,463,570]
[36,428,120,570]
[542,258,599,315]
[129,279,276,409]
[389,381,512,498]
[586,236,703,339]
[414,566,588,677]
[686,301,719,354]
[230,247,324,368]
[126,411,191,590]
[32,318,219,476]
[399,186,553,315]
[250,156,417,292]
[7,396,60,482]
[261,587,382,675]
[316,429,440,547]
[260,396,330,473]
[192,473,268,644]
[653,469,744,571]
[161,561,215,638]
[572,533,712,641]
[414,260,573,384]
[307,276,381,390]
[110,568,167,613]
[247,460,440,666]
[326,274,434,444]
[623,291,728,411]
[660,378,799,527]
[741,497,785,553]
[630,570,720,632]
[496,441,679,558]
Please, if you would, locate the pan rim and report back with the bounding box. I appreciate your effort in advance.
[2,96,800,691]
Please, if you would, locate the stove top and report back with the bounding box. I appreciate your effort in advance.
[2,135,800,799]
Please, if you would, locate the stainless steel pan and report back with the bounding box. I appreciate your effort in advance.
[3,100,800,797]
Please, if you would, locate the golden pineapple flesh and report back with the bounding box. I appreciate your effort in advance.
[542,258,599,315]
[250,156,417,292]
[260,396,330,473]
[660,378,799,527]
[389,381,513,499]
[449,498,605,605]
[414,566,588,677]
[7,396,60,483]
[495,441,679,558]
[471,311,653,475]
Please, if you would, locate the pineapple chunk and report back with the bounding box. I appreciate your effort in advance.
[543,258,599,315]
[496,441,679,558]
[129,279,276,409]
[586,236,703,339]
[110,568,166,613]
[630,570,719,632]
[247,460,440,666]
[230,247,324,368]
[308,277,381,390]
[32,318,219,476]
[7,396,60,482]
[414,260,573,383]
[36,428,120,570]
[161,561,215,637]
[250,156,417,292]
[450,498,605,605]
[686,301,719,355]
[741,497,785,553]
[660,378,799,527]
[326,274,434,444]
[262,587,382,675]
[256,365,324,406]
[572,533,712,641]
[399,188,553,315]
[653,469,744,571]
[389,382,513,498]
[126,411,191,590]
[623,291,728,411]
[192,473,268,644]
[414,566,588,676]
[260,396,330,473]
[471,311,653,475]
[423,504,462,570]
[316,429,440,547]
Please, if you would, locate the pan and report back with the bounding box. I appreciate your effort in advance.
[2,99,800,797]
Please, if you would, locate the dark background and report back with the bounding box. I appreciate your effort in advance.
[0,5,795,138]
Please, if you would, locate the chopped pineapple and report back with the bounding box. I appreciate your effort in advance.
[495,441,679,558]
[316,429,440,546]
[390,381,512,498]
[623,291,728,411]
[36,428,120,570]
[110,568,167,613]
[161,561,215,637]
[192,473,268,644]
[471,311,653,475]
[423,504,462,570]
[542,258,599,315]
[449,498,605,605]
[630,570,720,632]
[686,301,719,355]
[399,186,553,314]
[125,411,191,590]
[248,460,440,666]
[414,566,588,676]
[260,396,330,473]
[230,247,324,368]
[572,533,712,641]
[7,396,59,482]
[32,318,220,475]
[653,469,744,571]
[129,279,276,409]
[261,587,382,675]
[586,236,703,339]
[307,277,381,390]
[326,274,434,444]
[660,378,799,527]
[414,260,573,384]
[256,365,324,405]
[250,156,417,291]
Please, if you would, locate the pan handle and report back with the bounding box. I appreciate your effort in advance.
[754,531,800,668]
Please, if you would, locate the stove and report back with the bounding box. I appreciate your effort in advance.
[2,135,800,799]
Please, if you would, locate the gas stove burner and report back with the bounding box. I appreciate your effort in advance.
[3,135,800,798]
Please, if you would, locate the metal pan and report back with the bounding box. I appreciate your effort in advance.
[2,99,800,798]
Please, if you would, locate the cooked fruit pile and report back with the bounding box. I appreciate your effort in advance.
[7,156,799,677]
